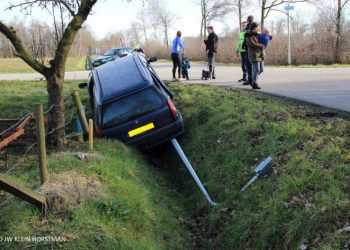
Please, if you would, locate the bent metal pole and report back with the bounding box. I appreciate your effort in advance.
[171,138,217,206]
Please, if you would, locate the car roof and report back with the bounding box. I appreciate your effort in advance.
[93,53,153,105]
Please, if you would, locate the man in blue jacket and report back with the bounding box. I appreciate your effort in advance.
[171,31,184,81]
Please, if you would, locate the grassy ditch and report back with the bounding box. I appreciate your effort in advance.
[1,80,350,249]
[154,83,350,249]
[0,80,192,249]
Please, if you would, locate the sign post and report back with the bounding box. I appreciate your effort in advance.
[284,1,294,66]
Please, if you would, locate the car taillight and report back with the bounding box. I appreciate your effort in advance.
[96,126,104,137]
[167,98,178,119]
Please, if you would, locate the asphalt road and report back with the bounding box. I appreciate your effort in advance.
[1,62,349,112]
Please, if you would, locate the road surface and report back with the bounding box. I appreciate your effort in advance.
[0,62,349,112]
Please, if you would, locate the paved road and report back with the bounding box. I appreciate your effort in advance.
[1,62,349,112]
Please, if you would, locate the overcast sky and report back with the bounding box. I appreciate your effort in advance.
[0,0,338,39]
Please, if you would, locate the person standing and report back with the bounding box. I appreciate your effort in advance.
[171,31,184,81]
[246,22,264,89]
[242,15,254,85]
[236,22,247,82]
[204,26,218,79]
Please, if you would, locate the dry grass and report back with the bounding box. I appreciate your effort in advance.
[38,170,104,212]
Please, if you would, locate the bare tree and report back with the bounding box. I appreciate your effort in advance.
[198,0,231,39]
[259,0,309,30]
[334,0,350,63]
[311,0,350,63]
[0,0,99,147]
[147,0,175,49]
[224,0,251,31]
[137,8,149,43]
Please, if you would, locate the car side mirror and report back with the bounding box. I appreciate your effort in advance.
[79,82,88,89]
[147,57,158,64]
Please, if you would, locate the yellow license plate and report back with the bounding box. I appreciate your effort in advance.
[128,123,155,137]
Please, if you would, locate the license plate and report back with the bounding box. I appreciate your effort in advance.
[128,123,155,138]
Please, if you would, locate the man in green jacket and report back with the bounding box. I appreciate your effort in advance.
[236,22,247,83]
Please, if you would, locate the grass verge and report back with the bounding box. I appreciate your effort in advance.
[0,57,86,74]
[1,80,350,249]
[0,80,191,249]
[155,83,350,249]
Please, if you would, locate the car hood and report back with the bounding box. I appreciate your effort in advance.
[93,55,113,62]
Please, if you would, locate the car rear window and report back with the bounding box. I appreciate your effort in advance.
[102,87,164,128]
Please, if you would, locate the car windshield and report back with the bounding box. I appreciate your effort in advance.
[104,48,133,56]
[102,87,164,128]
[104,49,119,56]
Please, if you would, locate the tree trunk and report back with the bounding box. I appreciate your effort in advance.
[238,1,242,31]
[165,26,169,50]
[334,0,342,64]
[45,72,66,148]
[261,5,265,31]
[200,18,203,40]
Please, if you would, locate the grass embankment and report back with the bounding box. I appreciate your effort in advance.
[0,57,86,73]
[157,84,350,249]
[1,80,350,249]
[0,80,191,249]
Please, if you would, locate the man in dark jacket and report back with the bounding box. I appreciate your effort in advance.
[242,15,254,85]
[204,26,218,79]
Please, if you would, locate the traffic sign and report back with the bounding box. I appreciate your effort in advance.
[284,5,294,11]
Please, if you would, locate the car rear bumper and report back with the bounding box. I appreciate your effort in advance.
[126,115,184,149]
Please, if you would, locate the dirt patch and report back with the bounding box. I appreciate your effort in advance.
[37,171,104,213]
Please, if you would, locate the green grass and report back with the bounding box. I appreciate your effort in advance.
[0,140,192,249]
[0,57,87,73]
[0,80,191,249]
[1,80,350,249]
[156,84,350,249]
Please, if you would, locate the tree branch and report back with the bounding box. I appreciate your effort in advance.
[58,0,76,15]
[0,21,49,75]
[52,0,98,76]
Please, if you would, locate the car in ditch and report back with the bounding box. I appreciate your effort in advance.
[92,47,134,67]
[81,52,184,149]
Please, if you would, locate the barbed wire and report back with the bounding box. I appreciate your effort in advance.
[6,141,38,173]
[0,112,32,136]
[0,93,74,135]
[7,107,77,173]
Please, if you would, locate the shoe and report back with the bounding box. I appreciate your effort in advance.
[252,83,261,89]
[243,81,251,85]
[186,78,189,80]
[212,76,216,79]
[238,78,247,82]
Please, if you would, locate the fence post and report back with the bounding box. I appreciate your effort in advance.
[89,119,93,151]
[71,91,89,134]
[35,104,48,185]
